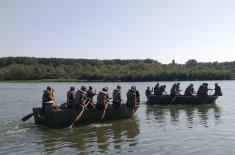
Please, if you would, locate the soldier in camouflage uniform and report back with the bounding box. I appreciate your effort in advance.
[184,84,194,96]
[213,83,222,96]
[112,85,122,108]
[126,86,137,107]
[66,86,76,108]
[96,87,109,110]
[86,86,97,107]
[75,86,87,109]
[42,86,57,112]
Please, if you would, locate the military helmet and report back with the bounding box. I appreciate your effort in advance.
[102,87,108,92]
[70,86,75,91]
[81,86,86,91]
[47,86,52,90]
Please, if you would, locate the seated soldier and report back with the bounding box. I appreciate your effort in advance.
[176,83,182,95]
[42,86,57,112]
[112,85,122,108]
[75,86,87,109]
[184,84,194,96]
[201,83,213,96]
[66,86,76,108]
[96,87,109,110]
[170,84,177,97]
[197,83,205,96]
[213,83,222,96]
[86,86,97,107]
[154,83,160,95]
[126,86,137,107]
[157,85,166,96]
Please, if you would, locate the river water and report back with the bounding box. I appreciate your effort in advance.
[0,81,234,155]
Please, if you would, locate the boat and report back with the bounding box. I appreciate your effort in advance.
[32,104,139,128]
[147,95,218,105]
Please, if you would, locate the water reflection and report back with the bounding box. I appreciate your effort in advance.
[146,103,221,128]
[38,117,140,154]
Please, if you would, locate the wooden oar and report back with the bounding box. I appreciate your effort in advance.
[100,101,109,120]
[170,96,177,104]
[69,100,90,128]
[21,113,34,122]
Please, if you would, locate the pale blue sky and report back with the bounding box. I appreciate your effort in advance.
[0,0,235,64]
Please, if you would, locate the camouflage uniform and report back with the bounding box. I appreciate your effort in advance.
[86,86,97,104]
[170,84,177,97]
[184,84,194,96]
[42,86,56,112]
[126,87,137,107]
[145,87,151,100]
[96,88,109,110]
[154,83,160,95]
[112,86,122,108]
[75,86,87,109]
[213,83,222,96]
[66,87,76,108]
[197,84,204,96]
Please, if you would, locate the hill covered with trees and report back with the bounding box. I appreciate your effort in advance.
[0,57,234,81]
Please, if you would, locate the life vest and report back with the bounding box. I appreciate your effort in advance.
[97,91,109,106]
[127,89,136,106]
[67,90,75,104]
[113,89,121,103]
[75,89,86,105]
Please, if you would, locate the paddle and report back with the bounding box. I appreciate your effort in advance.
[170,96,177,104]
[21,113,34,122]
[69,100,90,128]
[100,100,109,120]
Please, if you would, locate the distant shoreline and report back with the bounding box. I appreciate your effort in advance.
[0,79,233,83]
[0,57,234,82]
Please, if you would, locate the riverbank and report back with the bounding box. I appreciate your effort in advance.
[0,78,233,83]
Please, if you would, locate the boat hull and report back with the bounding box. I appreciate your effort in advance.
[148,95,218,105]
[33,104,139,128]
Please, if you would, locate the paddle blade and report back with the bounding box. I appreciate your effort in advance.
[21,113,34,122]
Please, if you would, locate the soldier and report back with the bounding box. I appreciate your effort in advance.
[176,83,182,95]
[86,86,97,107]
[112,85,122,108]
[66,86,76,108]
[154,83,160,95]
[201,83,213,96]
[197,83,204,96]
[170,84,177,97]
[75,86,87,109]
[184,84,194,96]
[145,86,152,100]
[42,86,57,112]
[213,83,222,96]
[135,87,140,104]
[96,87,110,110]
[158,85,166,96]
[126,86,137,107]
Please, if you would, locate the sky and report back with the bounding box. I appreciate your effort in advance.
[0,0,235,64]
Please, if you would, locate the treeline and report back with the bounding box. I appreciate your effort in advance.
[0,57,234,81]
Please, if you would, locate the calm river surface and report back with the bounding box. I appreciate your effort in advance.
[0,81,234,155]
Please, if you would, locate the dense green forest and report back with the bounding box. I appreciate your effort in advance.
[0,57,234,81]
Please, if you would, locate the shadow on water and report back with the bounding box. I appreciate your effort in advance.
[146,103,221,127]
[37,117,140,154]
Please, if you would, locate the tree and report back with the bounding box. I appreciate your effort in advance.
[185,59,197,67]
